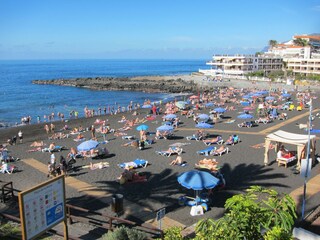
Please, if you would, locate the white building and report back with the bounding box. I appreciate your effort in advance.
[199,55,282,77]
[199,34,320,77]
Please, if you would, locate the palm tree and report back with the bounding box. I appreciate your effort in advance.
[268,40,278,48]
[293,38,308,47]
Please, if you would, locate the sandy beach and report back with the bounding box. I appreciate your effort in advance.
[1,76,320,238]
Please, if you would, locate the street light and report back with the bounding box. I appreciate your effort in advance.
[301,99,312,220]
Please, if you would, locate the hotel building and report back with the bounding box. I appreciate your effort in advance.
[200,34,320,77]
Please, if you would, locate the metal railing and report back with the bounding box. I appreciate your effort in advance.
[66,203,164,239]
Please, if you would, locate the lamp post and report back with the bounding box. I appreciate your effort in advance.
[301,99,312,220]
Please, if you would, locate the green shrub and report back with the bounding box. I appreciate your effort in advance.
[264,226,293,240]
[0,221,20,239]
[163,226,183,240]
[101,225,146,240]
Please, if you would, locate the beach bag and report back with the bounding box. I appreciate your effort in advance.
[190,205,204,216]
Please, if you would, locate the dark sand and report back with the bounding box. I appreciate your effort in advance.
[1,79,320,235]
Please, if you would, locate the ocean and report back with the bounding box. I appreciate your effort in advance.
[0,59,206,127]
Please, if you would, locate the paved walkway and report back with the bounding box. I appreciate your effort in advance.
[20,109,320,235]
[289,174,320,209]
[22,158,185,231]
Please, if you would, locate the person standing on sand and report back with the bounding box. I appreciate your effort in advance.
[18,130,23,143]
[50,123,55,133]
[45,124,50,134]
[91,125,96,139]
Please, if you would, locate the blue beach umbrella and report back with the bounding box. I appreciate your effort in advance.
[198,114,209,120]
[252,93,262,98]
[77,140,99,152]
[205,102,214,107]
[142,104,152,109]
[214,107,226,113]
[177,170,220,191]
[258,90,269,95]
[195,122,213,129]
[265,96,275,101]
[237,113,254,119]
[242,95,251,99]
[282,93,291,98]
[157,125,174,132]
[310,129,320,134]
[164,114,177,120]
[136,124,149,131]
[175,101,187,109]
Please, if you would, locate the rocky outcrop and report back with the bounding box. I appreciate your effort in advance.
[32,77,201,93]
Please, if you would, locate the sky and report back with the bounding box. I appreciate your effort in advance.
[0,0,319,60]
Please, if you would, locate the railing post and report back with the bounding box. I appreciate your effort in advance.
[67,205,73,224]
[109,217,113,231]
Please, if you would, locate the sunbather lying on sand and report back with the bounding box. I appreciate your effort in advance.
[195,158,219,172]
[30,141,44,147]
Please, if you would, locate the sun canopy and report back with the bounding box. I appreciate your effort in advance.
[264,130,316,169]
[265,130,316,146]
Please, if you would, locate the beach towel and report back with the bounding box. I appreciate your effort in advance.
[82,162,109,170]
[74,138,86,142]
[118,159,148,169]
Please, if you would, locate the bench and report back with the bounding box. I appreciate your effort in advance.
[277,156,297,168]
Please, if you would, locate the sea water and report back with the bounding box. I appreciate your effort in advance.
[0,59,205,127]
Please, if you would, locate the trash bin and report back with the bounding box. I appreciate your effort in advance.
[111,194,123,214]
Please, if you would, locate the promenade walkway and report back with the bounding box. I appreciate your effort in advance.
[22,158,185,231]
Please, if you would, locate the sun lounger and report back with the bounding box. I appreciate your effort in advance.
[225,135,240,145]
[277,155,297,168]
[211,147,229,156]
[186,135,203,141]
[255,118,272,124]
[203,136,223,146]
[118,159,148,169]
[156,147,183,157]
[238,121,253,128]
[122,135,135,140]
[196,146,216,156]
[42,146,64,153]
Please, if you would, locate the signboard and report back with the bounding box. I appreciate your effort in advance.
[18,175,67,240]
[156,208,166,221]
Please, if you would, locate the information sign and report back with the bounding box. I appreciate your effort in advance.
[18,175,66,240]
[156,208,166,221]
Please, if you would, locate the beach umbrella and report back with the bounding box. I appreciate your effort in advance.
[141,104,152,109]
[177,170,220,191]
[189,95,199,99]
[237,113,254,119]
[175,101,187,109]
[195,122,213,129]
[265,96,275,101]
[252,93,262,98]
[213,107,226,113]
[242,95,251,99]
[205,102,214,107]
[198,114,209,120]
[164,114,177,120]
[77,140,99,152]
[157,125,174,132]
[282,93,291,98]
[258,90,269,95]
[136,124,149,131]
[310,129,320,134]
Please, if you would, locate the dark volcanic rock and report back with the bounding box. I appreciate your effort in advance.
[32,77,199,93]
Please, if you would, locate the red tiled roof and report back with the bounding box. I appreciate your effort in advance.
[294,35,320,41]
